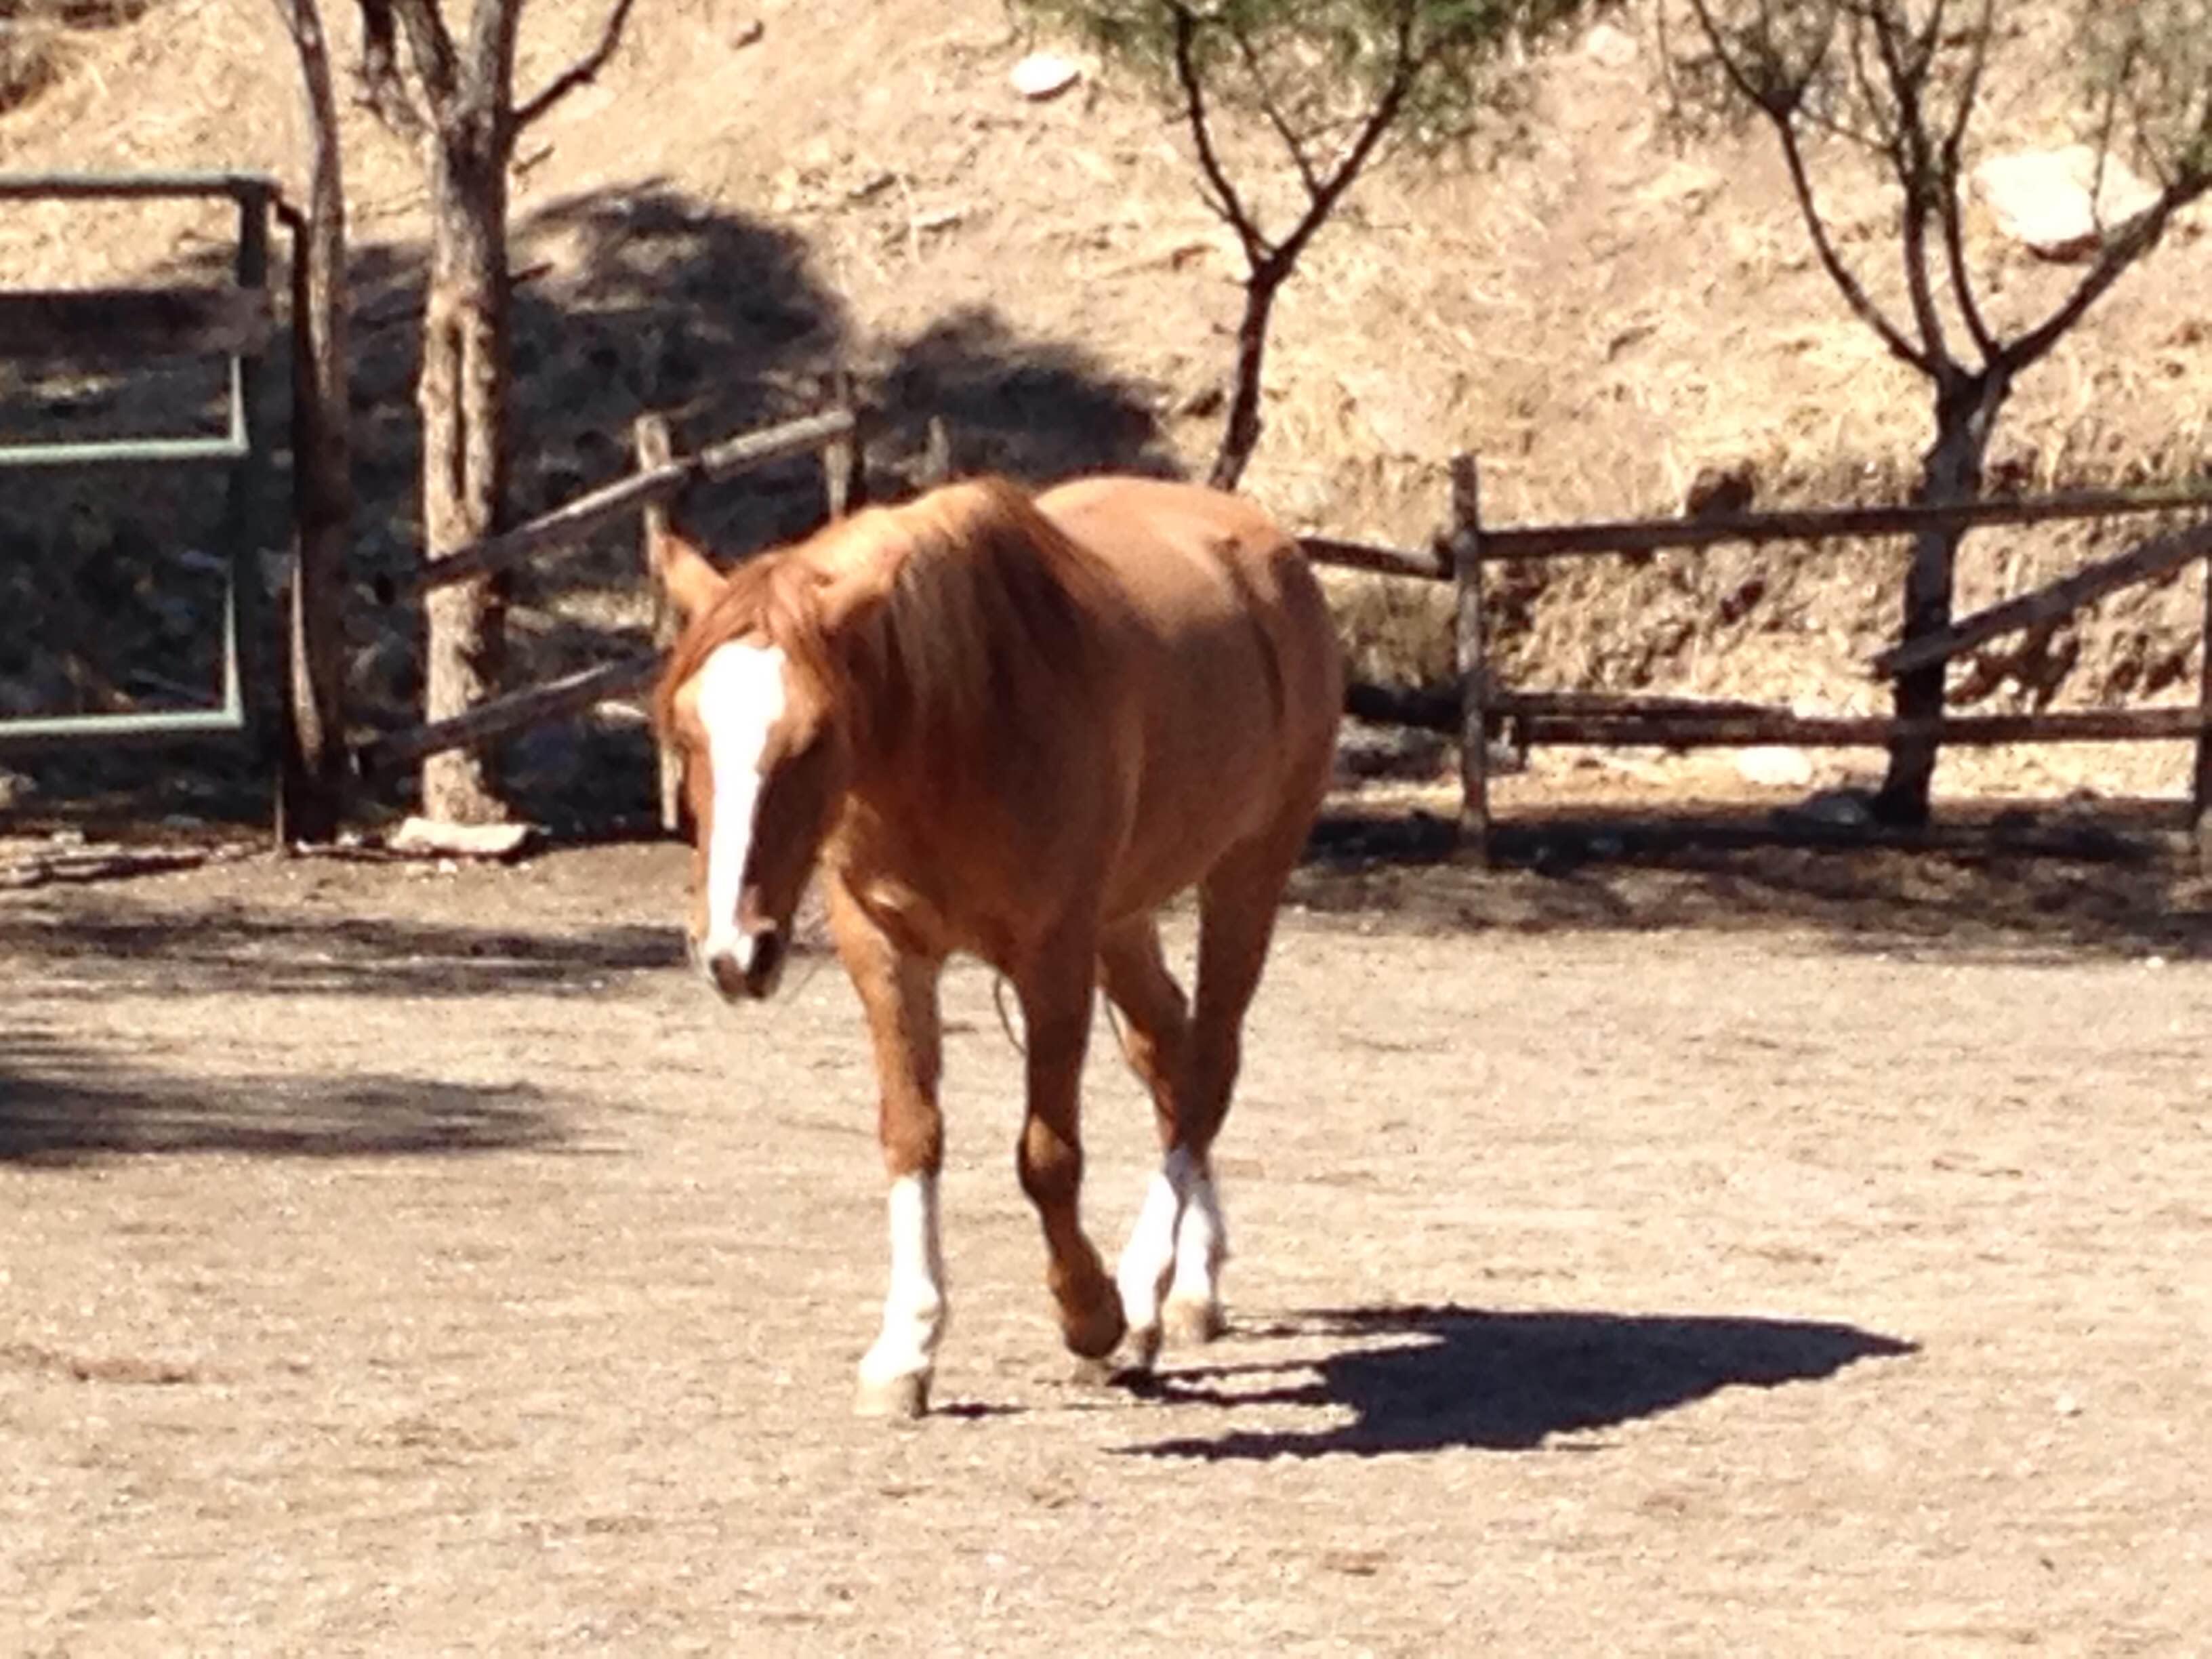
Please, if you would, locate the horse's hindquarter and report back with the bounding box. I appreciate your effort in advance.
[1038,478,1343,917]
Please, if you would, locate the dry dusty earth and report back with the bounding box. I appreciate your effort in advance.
[3,834,2209,1656]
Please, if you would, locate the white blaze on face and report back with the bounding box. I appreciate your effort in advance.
[693,640,788,973]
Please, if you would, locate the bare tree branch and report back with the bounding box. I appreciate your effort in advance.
[517,0,638,129]
[384,0,458,106]
[1934,0,1996,360]
[1168,2,1271,264]
[356,0,428,137]
[1270,5,1424,270]
[1858,1,1955,371]
[1774,112,1933,373]
[2003,183,2210,376]
[1226,15,1322,201]
[1687,0,1820,121]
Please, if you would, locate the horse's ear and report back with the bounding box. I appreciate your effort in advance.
[650,524,729,625]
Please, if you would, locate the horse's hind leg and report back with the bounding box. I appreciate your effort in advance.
[1161,826,1307,1347]
[829,882,949,1420]
[1098,915,1193,1370]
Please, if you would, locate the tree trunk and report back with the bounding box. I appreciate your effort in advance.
[1876,373,2009,825]
[417,127,513,824]
[1209,268,1284,492]
[281,0,351,844]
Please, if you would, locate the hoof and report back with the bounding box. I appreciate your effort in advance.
[1066,1353,1119,1389]
[854,1370,930,1420]
[1122,1323,1163,1374]
[1163,1296,1225,1347]
[1063,1290,1128,1361]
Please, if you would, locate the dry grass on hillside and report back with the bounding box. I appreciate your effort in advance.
[3,0,2211,819]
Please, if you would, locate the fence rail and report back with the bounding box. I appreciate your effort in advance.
[1301,455,2212,859]
[352,404,859,779]
[0,172,278,203]
[1300,483,2212,583]
[354,656,657,775]
[1872,521,2212,678]
[398,407,856,598]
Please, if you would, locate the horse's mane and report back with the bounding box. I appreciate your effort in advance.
[654,477,1130,774]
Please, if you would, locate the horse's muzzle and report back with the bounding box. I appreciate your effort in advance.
[702,927,787,1004]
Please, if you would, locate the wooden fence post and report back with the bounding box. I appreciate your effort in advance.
[920,415,954,487]
[1448,453,1490,862]
[2195,548,2212,865]
[634,413,683,833]
[822,367,864,519]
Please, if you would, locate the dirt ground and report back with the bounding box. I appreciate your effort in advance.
[4,825,2210,1657]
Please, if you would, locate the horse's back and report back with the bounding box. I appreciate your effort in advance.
[1033,476,1341,909]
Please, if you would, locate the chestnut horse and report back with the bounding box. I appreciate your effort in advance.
[651,472,1341,1416]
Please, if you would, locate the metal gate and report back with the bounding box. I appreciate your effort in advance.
[0,171,277,756]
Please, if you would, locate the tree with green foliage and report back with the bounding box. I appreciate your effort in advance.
[1676,0,2212,823]
[1017,0,1588,489]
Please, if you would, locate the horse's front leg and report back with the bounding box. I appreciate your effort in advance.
[828,884,948,1419]
[1013,933,1126,1364]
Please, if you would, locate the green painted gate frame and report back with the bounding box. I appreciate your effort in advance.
[0,171,278,754]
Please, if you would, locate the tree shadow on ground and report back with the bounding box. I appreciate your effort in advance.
[1120,1303,1914,1459]
[1,1032,562,1166]
[0,895,679,999]
[1297,794,2212,963]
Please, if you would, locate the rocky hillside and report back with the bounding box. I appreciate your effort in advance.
[3,0,2208,813]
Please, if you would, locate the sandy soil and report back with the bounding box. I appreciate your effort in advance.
[4,836,2209,1656]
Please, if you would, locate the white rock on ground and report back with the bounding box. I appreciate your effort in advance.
[1010,53,1081,101]
[1974,146,2160,262]
[1736,745,1817,789]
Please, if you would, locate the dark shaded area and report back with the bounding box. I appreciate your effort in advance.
[0,1031,562,1166]
[1296,793,2212,962]
[3,182,1173,834]
[0,896,680,999]
[876,304,1178,487]
[1122,1303,1914,1459]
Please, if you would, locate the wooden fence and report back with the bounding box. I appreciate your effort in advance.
[347,403,859,782]
[1299,455,2212,861]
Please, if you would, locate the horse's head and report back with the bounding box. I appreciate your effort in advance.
[651,525,864,1004]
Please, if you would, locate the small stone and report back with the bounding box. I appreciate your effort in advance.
[1582,22,1639,68]
[1010,52,1081,100]
[386,815,537,861]
[1793,787,1876,829]
[1737,745,1816,789]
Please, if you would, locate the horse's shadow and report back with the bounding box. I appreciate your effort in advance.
[1120,1303,1914,1459]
